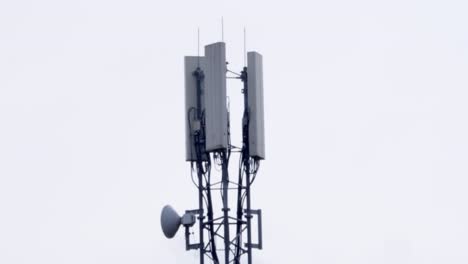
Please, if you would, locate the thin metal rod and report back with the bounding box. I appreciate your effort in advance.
[222,17,224,42]
[243,28,246,67]
[227,69,241,76]
[197,27,200,67]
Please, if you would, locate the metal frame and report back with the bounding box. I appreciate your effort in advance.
[185,62,263,264]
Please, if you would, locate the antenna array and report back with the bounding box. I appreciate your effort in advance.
[161,28,265,264]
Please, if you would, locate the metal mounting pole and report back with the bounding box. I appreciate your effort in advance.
[245,169,252,264]
[196,166,204,264]
[194,67,205,264]
[221,151,230,264]
[241,67,253,264]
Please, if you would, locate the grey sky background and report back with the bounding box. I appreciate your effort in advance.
[1,0,468,263]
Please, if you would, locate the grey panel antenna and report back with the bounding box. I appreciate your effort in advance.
[184,56,207,161]
[247,52,265,159]
[204,42,228,152]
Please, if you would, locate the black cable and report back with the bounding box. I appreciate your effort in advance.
[249,160,259,185]
[190,105,220,263]
[187,107,197,164]
[204,155,219,263]
[190,162,199,188]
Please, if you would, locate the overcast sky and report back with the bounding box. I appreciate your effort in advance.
[1,0,468,263]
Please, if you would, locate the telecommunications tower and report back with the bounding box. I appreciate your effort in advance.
[161,30,265,264]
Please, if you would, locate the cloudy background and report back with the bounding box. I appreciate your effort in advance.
[1,0,468,263]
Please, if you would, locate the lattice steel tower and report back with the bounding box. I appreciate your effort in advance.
[161,34,265,264]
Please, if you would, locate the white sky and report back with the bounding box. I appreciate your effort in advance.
[1,0,468,263]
